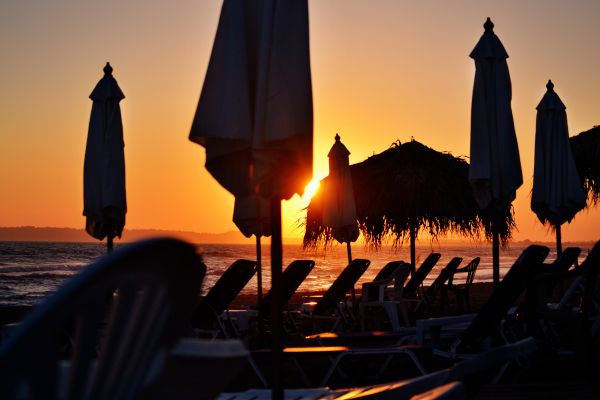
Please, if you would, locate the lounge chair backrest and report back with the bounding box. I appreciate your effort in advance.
[459,245,549,349]
[448,257,480,287]
[260,259,315,316]
[424,257,463,301]
[373,261,405,282]
[390,262,412,300]
[314,259,371,315]
[544,247,581,275]
[579,242,600,313]
[0,238,205,400]
[404,253,442,297]
[193,259,257,325]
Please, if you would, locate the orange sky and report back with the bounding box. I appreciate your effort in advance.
[0,0,599,245]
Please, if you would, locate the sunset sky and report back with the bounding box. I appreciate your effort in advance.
[1,0,599,245]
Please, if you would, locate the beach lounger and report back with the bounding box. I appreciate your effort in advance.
[259,259,316,317]
[309,247,551,352]
[301,259,371,332]
[525,243,600,369]
[403,253,442,300]
[226,337,536,398]
[417,257,464,317]
[416,245,550,351]
[0,238,206,400]
[192,259,257,338]
[444,257,480,314]
[359,262,411,331]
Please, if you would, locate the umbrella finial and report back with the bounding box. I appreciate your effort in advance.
[103,62,113,75]
[484,17,494,32]
[335,133,341,142]
[546,80,554,91]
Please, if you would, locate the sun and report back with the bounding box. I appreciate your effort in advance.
[303,179,320,201]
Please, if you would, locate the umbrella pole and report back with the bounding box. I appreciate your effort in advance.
[107,233,114,253]
[256,235,263,307]
[556,224,563,257]
[492,226,500,288]
[410,225,416,276]
[270,197,283,400]
[347,242,356,305]
[256,235,265,345]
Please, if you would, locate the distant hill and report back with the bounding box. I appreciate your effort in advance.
[0,226,284,244]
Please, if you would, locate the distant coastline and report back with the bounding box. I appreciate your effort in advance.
[0,226,263,245]
[0,226,595,248]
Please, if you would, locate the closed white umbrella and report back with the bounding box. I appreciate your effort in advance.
[189,2,312,398]
[322,133,359,262]
[532,80,586,256]
[322,133,359,301]
[83,62,126,252]
[469,18,522,286]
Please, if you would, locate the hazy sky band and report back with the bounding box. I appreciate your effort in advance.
[0,0,599,242]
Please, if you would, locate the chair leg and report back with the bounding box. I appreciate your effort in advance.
[384,303,401,332]
[398,302,410,326]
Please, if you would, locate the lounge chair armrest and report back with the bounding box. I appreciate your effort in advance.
[416,314,476,344]
[362,279,394,302]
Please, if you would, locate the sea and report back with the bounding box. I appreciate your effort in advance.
[0,241,590,307]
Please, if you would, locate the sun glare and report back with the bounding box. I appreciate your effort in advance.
[303,179,320,201]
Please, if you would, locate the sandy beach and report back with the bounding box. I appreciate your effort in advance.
[0,282,495,329]
[231,282,496,313]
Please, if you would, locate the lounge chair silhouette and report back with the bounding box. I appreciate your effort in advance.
[192,259,257,337]
[418,257,464,317]
[309,246,551,349]
[372,260,408,282]
[525,243,600,369]
[444,257,480,314]
[359,261,411,331]
[0,238,206,400]
[403,253,442,299]
[360,257,458,331]
[302,259,370,331]
[435,245,550,352]
[259,259,315,317]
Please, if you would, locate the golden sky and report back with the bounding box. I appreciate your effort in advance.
[1,0,599,244]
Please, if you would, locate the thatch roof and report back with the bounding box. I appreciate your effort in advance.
[570,125,600,205]
[304,140,514,248]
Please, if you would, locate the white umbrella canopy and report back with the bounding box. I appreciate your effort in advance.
[469,18,522,210]
[468,18,522,286]
[189,1,312,398]
[83,62,126,251]
[233,195,272,239]
[532,80,586,254]
[322,134,359,261]
[189,0,312,200]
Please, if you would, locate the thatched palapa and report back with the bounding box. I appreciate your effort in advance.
[304,140,514,250]
[570,125,600,205]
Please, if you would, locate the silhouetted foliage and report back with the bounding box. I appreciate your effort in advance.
[304,140,515,249]
[570,125,600,205]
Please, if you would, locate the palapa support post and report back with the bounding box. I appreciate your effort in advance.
[556,224,563,257]
[492,224,500,288]
[410,225,416,276]
[256,235,263,308]
[255,235,265,346]
[347,241,356,304]
[270,197,284,400]
[107,233,114,253]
